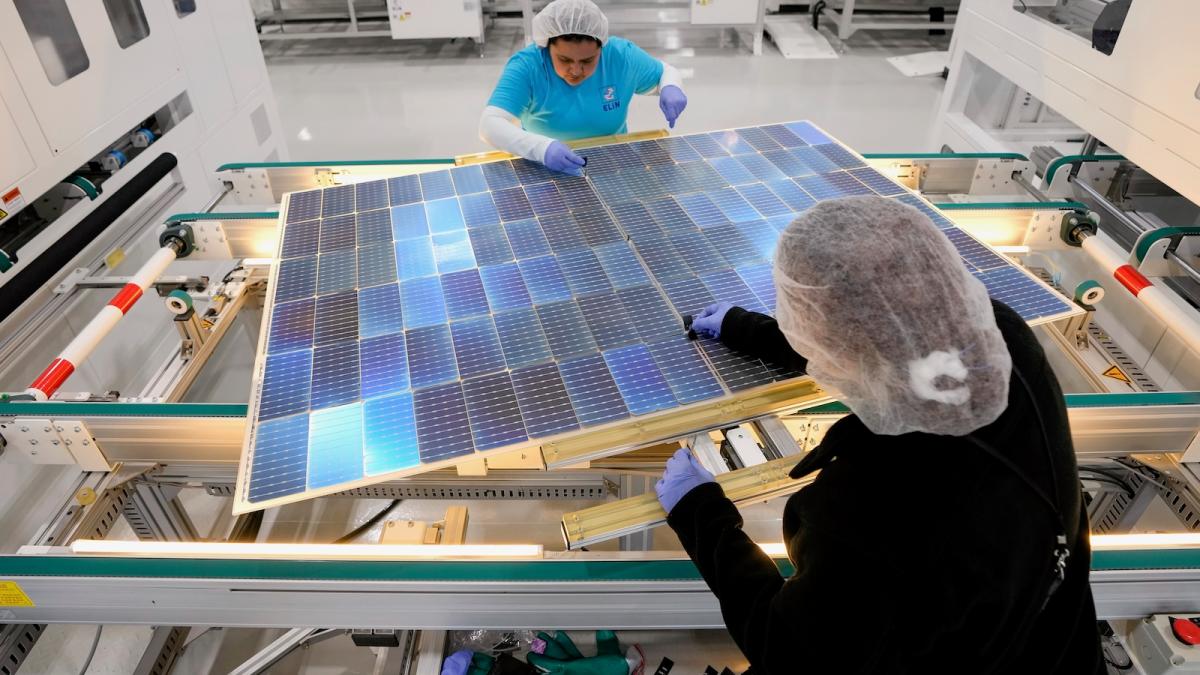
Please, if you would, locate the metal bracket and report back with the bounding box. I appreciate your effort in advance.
[0,418,111,470]
[133,626,190,675]
[123,482,199,542]
[54,271,206,296]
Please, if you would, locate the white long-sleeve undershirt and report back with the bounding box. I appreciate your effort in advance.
[478,61,684,164]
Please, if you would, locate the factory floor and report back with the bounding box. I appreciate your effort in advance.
[15,21,952,675]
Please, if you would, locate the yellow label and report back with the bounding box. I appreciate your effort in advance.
[0,581,34,607]
[105,247,126,270]
[1102,365,1132,384]
[0,208,8,220]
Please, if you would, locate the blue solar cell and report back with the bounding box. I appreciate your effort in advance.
[849,167,906,196]
[400,276,447,329]
[357,283,403,338]
[310,340,360,409]
[973,266,1073,321]
[505,219,554,259]
[512,158,559,185]
[482,161,520,191]
[259,349,312,421]
[707,187,761,223]
[650,163,692,194]
[557,353,630,426]
[617,285,679,342]
[579,144,640,175]
[394,237,437,280]
[603,344,677,415]
[405,325,459,389]
[321,184,355,218]
[524,182,568,216]
[360,333,408,398]
[594,242,651,289]
[681,161,730,192]
[701,268,768,314]
[314,291,359,346]
[698,337,776,392]
[791,146,839,175]
[467,225,514,266]
[536,300,598,359]
[944,227,1009,272]
[493,187,535,222]
[575,209,623,246]
[493,307,553,368]
[509,363,579,437]
[685,133,732,158]
[287,190,322,224]
[557,249,612,297]
[647,336,726,404]
[425,197,465,234]
[461,372,528,450]
[895,194,954,228]
[796,172,858,200]
[419,170,456,201]
[738,127,784,152]
[358,243,397,288]
[356,209,393,245]
[538,213,588,253]
[737,263,777,313]
[316,249,356,295]
[248,414,309,502]
[631,139,675,166]
[413,382,474,462]
[319,214,356,252]
[276,257,317,303]
[432,230,477,274]
[737,220,780,261]
[281,220,320,259]
[450,315,507,378]
[391,204,429,240]
[762,149,812,177]
[677,193,730,228]
[704,224,765,267]
[767,179,817,212]
[441,269,491,320]
[767,214,795,232]
[785,121,833,145]
[736,154,788,182]
[459,192,501,229]
[661,276,715,317]
[669,229,729,275]
[762,124,808,148]
[736,183,792,217]
[555,176,604,211]
[588,172,626,206]
[388,175,422,206]
[576,292,637,350]
[355,180,389,212]
[363,393,419,476]
[646,197,696,233]
[658,136,703,163]
[619,167,668,201]
[709,156,758,186]
[479,263,533,311]
[608,201,662,240]
[518,255,572,304]
[635,235,691,282]
[450,165,489,195]
[705,130,752,155]
[814,142,866,169]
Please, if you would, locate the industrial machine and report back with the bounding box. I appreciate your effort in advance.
[2,1,1200,673]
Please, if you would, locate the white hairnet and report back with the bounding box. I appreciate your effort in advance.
[533,0,609,47]
[773,196,1012,436]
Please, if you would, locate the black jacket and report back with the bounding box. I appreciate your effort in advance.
[667,300,1103,674]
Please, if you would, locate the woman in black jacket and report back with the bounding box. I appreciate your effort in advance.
[656,196,1104,674]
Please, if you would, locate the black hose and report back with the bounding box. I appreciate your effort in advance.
[0,153,178,323]
[332,500,402,544]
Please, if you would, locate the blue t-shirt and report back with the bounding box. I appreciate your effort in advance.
[487,38,664,141]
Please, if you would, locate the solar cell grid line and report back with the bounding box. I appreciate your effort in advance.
[577,292,639,350]
[785,121,833,145]
[943,227,1010,272]
[635,235,692,282]
[426,197,466,234]
[281,219,320,259]
[661,276,717,317]
[822,171,875,197]
[895,194,954,228]
[525,181,568,216]
[574,208,624,246]
[538,213,589,253]
[360,332,408,399]
[518,255,573,304]
[509,362,580,437]
[363,393,419,476]
[357,283,403,338]
[697,337,777,392]
[419,170,457,201]
[557,353,631,426]
[286,189,322,224]
[630,139,675,167]
[512,158,559,185]
[708,130,754,155]
[479,262,533,311]
[555,176,604,211]
[493,307,554,368]
[557,248,614,298]
[358,243,397,288]
[766,179,816,212]
[432,230,476,274]
[468,224,516,266]
[608,201,663,240]
[794,172,854,201]
[460,192,501,229]
[450,315,508,378]
[275,257,317,303]
[737,219,782,261]
[494,187,536,222]
[735,183,792,217]
[441,269,491,320]
[709,156,759,186]
[580,143,640,175]
[650,163,692,194]
[405,324,459,389]
[676,193,729,229]
[355,180,390,212]
[669,229,729,276]
[413,382,475,462]
[482,161,520,191]
[321,184,355,218]
[707,187,761,223]
[736,263,778,314]
[686,132,732,158]
[451,164,489,196]
[814,142,867,169]
[761,149,812,178]
[735,153,788,183]
[392,203,430,241]
[306,402,365,489]
[617,284,681,342]
[646,336,727,404]
[735,126,784,153]
[701,269,768,315]
[761,124,808,148]
[791,146,839,175]
[849,167,908,196]
[309,340,360,410]
[602,343,677,415]
[703,223,767,267]
[594,241,652,289]
[971,267,1074,320]
[619,167,667,202]
[247,415,309,501]
[388,175,422,206]
[505,219,554,259]
[646,197,696,234]
[461,372,528,450]
[317,249,357,295]
[313,291,359,346]
[319,214,356,252]
[536,300,599,359]
[680,160,730,192]
[400,275,447,329]
[658,135,703,163]
[356,209,393,245]
[395,238,437,280]
[258,350,313,421]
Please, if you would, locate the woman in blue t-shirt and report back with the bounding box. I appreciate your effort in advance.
[478,0,688,176]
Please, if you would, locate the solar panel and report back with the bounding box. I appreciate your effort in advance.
[237,120,1081,511]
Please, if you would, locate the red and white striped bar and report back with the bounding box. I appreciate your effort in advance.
[1080,232,1200,357]
[26,247,180,401]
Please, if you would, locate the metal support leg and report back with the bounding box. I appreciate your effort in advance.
[412,631,447,675]
[0,624,44,675]
[839,0,857,40]
[618,475,652,551]
[752,416,803,459]
[686,433,730,475]
[753,0,768,56]
[520,0,534,46]
[228,628,345,675]
[133,626,190,675]
[123,482,199,541]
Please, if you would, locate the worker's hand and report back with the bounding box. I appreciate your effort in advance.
[543,141,586,177]
[442,650,493,675]
[526,631,637,675]
[690,301,734,339]
[656,448,716,514]
[659,85,687,129]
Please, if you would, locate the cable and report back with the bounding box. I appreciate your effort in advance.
[1016,0,1028,12]
[332,499,402,544]
[79,625,103,675]
[1078,467,1136,495]
[1079,474,1135,496]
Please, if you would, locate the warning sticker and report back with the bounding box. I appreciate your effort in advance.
[0,208,7,221]
[0,581,34,607]
[1102,365,1132,385]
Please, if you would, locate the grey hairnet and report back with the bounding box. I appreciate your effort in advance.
[533,0,609,47]
[773,196,1012,436]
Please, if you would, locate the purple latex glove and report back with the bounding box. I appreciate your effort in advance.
[659,85,687,129]
[690,301,734,339]
[441,650,473,675]
[656,448,716,514]
[543,141,586,176]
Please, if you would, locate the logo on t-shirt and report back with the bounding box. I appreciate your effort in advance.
[601,85,620,111]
